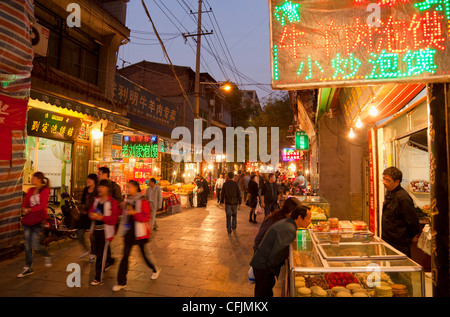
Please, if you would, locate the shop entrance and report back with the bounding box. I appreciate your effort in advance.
[24,136,72,205]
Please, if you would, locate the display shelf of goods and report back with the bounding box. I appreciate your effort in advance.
[288,228,425,297]
[410,180,430,193]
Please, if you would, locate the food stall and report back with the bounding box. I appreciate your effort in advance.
[287,220,425,297]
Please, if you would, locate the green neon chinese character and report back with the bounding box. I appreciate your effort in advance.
[403,48,437,76]
[122,144,129,158]
[297,56,324,80]
[150,144,158,158]
[367,50,401,79]
[415,0,450,20]
[331,53,362,79]
[274,1,301,27]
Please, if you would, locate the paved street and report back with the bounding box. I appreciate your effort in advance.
[0,200,284,297]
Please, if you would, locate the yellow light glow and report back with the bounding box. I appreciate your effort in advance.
[92,130,103,140]
[355,117,363,128]
[349,128,355,138]
[222,84,232,91]
[369,106,378,116]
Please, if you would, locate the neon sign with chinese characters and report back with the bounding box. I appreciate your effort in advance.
[122,135,158,159]
[270,0,450,89]
[282,148,302,161]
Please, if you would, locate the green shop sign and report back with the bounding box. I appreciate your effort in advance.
[295,131,309,151]
[122,134,158,159]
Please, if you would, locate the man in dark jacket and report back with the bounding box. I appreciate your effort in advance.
[261,173,279,217]
[381,167,421,257]
[220,172,242,235]
[250,204,311,297]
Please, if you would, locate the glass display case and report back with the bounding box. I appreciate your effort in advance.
[288,228,425,297]
[292,196,330,222]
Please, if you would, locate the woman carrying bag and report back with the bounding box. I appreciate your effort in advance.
[247,175,260,224]
[18,172,52,277]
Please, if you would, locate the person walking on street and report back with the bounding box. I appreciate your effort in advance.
[77,173,98,262]
[261,173,280,217]
[97,167,123,204]
[250,205,311,297]
[18,172,52,277]
[220,172,242,235]
[243,172,251,203]
[247,174,260,224]
[381,167,421,257]
[215,173,225,203]
[255,171,264,201]
[113,180,161,291]
[145,178,162,231]
[201,175,210,206]
[88,179,121,286]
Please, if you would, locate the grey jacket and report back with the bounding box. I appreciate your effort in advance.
[250,217,297,274]
[145,185,163,210]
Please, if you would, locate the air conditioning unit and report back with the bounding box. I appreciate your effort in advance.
[32,23,50,57]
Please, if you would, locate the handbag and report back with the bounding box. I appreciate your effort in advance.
[248,267,255,284]
[417,224,432,256]
[255,202,263,215]
[197,186,204,194]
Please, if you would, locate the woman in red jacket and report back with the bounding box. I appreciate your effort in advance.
[18,172,52,278]
[88,179,121,286]
[113,180,161,291]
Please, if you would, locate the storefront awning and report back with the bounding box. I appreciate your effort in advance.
[316,88,338,124]
[30,90,130,127]
[359,84,425,124]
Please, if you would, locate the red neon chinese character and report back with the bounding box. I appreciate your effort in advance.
[278,25,309,59]
[409,11,445,51]
[345,17,374,55]
[315,20,342,57]
[377,15,409,53]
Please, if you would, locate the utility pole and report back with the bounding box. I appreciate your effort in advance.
[181,0,213,119]
[194,0,203,120]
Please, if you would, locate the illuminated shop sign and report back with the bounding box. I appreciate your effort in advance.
[282,148,302,161]
[27,107,82,141]
[122,135,158,159]
[295,130,309,150]
[270,0,450,89]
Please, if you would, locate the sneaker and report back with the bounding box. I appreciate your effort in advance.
[44,257,52,268]
[90,279,102,286]
[89,254,96,263]
[151,267,161,280]
[112,284,127,292]
[17,266,33,278]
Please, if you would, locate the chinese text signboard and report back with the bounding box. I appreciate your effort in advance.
[270,0,450,89]
[282,148,302,161]
[27,107,82,141]
[295,130,309,150]
[114,74,178,129]
[122,135,158,159]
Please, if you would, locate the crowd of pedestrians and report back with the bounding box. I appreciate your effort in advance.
[18,167,313,297]
[17,168,161,292]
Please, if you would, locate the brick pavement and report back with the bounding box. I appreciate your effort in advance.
[0,200,285,297]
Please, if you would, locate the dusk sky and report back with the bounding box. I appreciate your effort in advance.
[117,0,275,102]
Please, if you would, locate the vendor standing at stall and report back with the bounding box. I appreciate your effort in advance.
[145,178,162,231]
[381,167,421,257]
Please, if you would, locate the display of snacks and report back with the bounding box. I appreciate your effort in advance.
[328,218,339,229]
[410,180,430,193]
[391,284,409,297]
[351,220,368,231]
[297,287,312,297]
[324,272,359,289]
[310,205,328,221]
[339,220,353,232]
[292,250,315,267]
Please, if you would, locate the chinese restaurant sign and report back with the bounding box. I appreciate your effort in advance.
[27,107,82,141]
[270,0,450,89]
[282,148,302,161]
[122,135,158,159]
[114,74,178,133]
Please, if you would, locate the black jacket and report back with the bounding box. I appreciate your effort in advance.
[250,217,297,275]
[261,182,279,204]
[381,185,421,253]
[220,180,241,206]
[247,180,259,208]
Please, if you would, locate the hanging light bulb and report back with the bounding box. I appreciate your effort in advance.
[369,105,378,116]
[355,117,363,128]
[349,127,355,138]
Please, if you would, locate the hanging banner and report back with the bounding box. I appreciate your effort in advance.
[368,127,377,234]
[0,94,28,130]
[26,107,82,141]
[270,0,450,89]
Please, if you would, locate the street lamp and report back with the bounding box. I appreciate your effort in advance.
[199,81,233,92]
